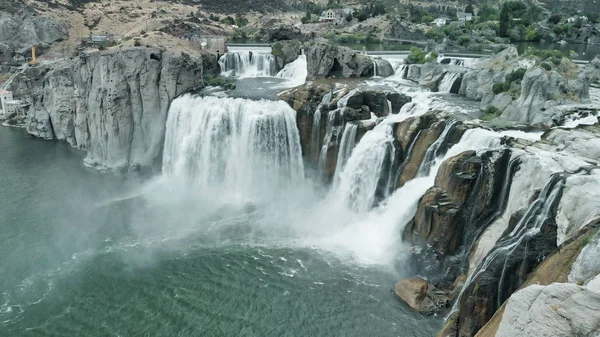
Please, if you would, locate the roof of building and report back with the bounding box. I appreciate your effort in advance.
[0,89,12,95]
[435,17,450,21]
[457,12,472,19]
[322,8,345,15]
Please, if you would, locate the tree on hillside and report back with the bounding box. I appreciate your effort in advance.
[465,3,474,15]
[548,14,562,25]
[499,3,510,37]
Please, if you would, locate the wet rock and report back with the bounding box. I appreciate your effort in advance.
[386,92,411,114]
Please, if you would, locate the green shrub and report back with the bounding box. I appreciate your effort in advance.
[209,14,220,21]
[405,46,427,64]
[271,42,283,57]
[235,14,248,27]
[203,73,234,87]
[220,16,235,25]
[524,47,564,60]
[481,106,502,120]
[492,82,511,94]
[506,68,527,83]
[540,62,552,71]
[134,39,141,47]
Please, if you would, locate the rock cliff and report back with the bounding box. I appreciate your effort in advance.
[400,47,593,127]
[301,42,385,79]
[278,80,411,181]
[9,48,214,171]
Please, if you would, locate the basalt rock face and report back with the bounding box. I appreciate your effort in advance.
[404,149,514,282]
[278,81,411,179]
[395,116,466,188]
[302,42,382,79]
[10,48,212,171]
[272,40,302,70]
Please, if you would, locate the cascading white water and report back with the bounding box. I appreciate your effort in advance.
[333,123,358,186]
[446,173,565,318]
[333,122,396,213]
[311,92,333,157]
[437,72,461,93]
[163,95,304,200]
[317,110,338,175]
[219,51,278,78]
[276,54,308,87]
[317,90,357,177]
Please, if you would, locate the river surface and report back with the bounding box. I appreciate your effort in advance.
[0,127,442,336]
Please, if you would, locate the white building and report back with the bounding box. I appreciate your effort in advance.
[0,89,13,119]
[457,12,473,24]
[433,17,449,27]
[320,9,344,23]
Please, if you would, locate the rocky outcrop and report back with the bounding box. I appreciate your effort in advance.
[403,47,591,126]
[394,278,449,315]
[302,42,379,78]
[0,14,68,51]
[10,48,215,171]
[496,283,600,337]
[272,40,302,70]
[264,25,303,42]
[278,81,411,177]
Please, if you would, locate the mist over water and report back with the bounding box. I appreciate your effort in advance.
[0,54,509,336]
[0,100,443,335]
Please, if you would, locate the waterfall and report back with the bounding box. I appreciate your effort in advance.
[310,92,333,157]
[373,60,379,78]
[372,58,394,78]
[416,120,457,177]
[317,110,339,176]
[276,54,308,87]
[317,90,357,177]
[438,72,461,93]
[333,123,396,213]
[163,95,304,198]
[447,173,565,318]
[219,51,277,78]
[387,100,393,115]
[395,64,408,79]
[333,123,358,185]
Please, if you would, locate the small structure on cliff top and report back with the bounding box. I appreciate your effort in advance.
[0,89,29,119]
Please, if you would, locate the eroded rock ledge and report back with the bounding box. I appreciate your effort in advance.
[9,47,216,171]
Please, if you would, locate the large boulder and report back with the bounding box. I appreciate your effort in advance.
[302,42,374,78]
[501,67,574,127]
[13,48,213,171]
[264,25,302,42]
[394,278,430,312]
[272,40,302,70]
[496,283,600,337]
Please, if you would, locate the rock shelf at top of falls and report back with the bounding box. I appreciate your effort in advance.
[3,40,600,337]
